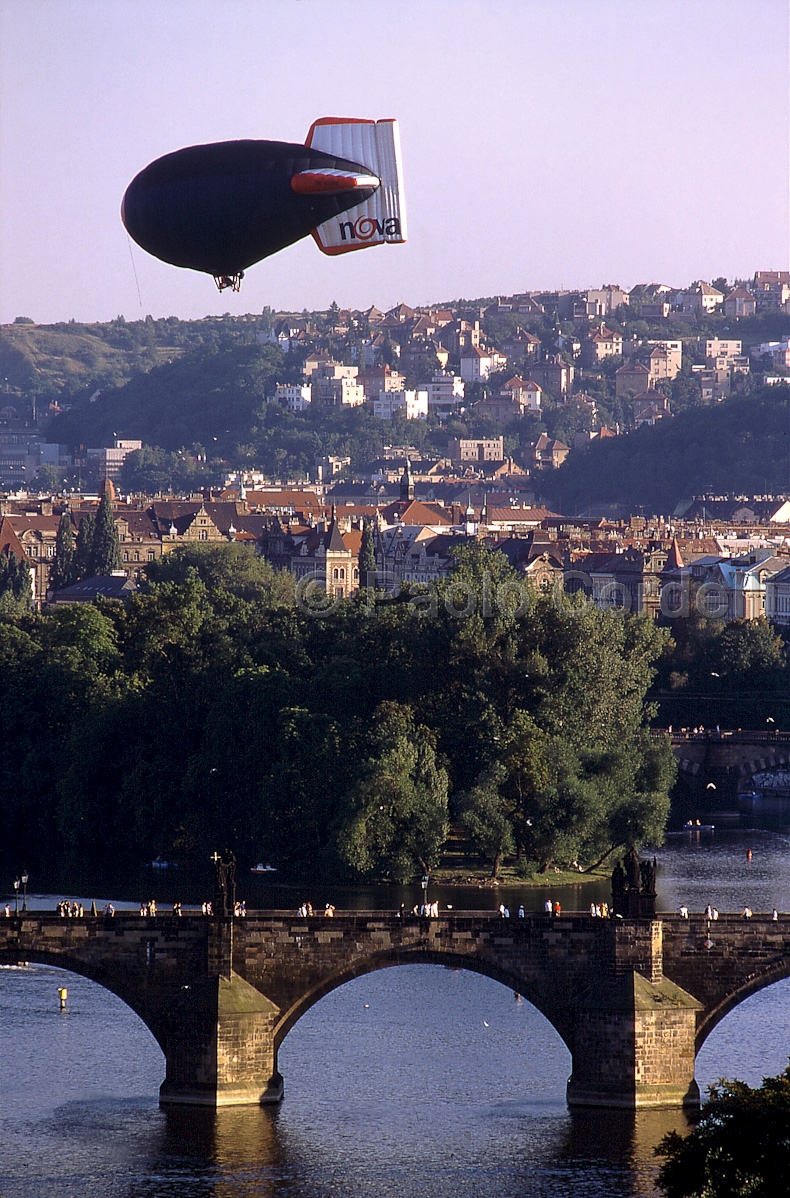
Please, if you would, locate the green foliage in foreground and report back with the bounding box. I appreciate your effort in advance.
[656,1065,790,1198]
[0,544,674,881]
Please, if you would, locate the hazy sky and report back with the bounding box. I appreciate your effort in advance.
[1,0,788,324]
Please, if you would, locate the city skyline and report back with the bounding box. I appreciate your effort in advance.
[1,0,788,325]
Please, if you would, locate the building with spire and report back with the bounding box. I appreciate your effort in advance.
[400,458,415,502]
[289,510,363,599]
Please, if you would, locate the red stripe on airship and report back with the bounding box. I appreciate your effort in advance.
[291,169,379,195]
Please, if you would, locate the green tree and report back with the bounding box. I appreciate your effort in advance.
[50,512,77,591]
[656,1065,790,1198]
[144,542,295,610]
[0,548,33,613]
[358,520,377,588]
[458,763,515,877]
[89,491,121,575]
[74,513,95,580]
[35,463,64,492]
[336,702,449,881]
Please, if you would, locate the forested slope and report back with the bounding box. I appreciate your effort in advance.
[542,388,790,514]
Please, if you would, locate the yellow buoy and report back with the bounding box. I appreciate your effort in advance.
[58,987,68,1010]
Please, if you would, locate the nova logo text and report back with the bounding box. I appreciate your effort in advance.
[338,216,402,242]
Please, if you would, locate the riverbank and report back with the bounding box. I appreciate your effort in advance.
[428,864,611,888]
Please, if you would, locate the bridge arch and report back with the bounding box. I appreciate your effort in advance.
[695,959,790,1050]
[271,945,573,1052]
[0,945,167,1050]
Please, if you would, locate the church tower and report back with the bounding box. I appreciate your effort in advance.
[400,458,414,502]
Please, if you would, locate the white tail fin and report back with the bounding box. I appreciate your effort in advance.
[306,118,407,255]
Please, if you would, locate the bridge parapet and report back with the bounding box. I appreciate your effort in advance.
[660,913,790,1043]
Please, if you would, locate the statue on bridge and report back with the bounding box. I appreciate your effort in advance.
[611,848,656,918]
[212,849,237,918]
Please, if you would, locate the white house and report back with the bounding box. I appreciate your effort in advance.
[373,390,429,420]
[274,383,312,412]
[426,372,465,418]
[460,346,505,382]
[705,550,788,620]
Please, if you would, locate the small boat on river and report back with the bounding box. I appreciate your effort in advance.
[666,821,715,836]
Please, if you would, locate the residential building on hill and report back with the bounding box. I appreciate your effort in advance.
[373,390,428,420]
[530,434,570,470]
[358,365,406,400]
[475,377,541,421]
[448,437,504,464]
[752,271,790,309]
[530,354,575,396]
[615,361,651,398]
[310,363,365,407]
[426,372,464,419]
[723,287,756,318]
[460,345,506,382]
[633,392,671,428]
[582,326,623,364]
[274,383,312,412]
[584,285,630,317]
[674,281,724,314]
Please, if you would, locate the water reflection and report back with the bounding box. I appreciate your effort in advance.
[559,1108,693,1198]
[157,1106,284,1198]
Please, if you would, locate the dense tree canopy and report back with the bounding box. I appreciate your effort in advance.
[652,612,790,729]
[541,389,790,515]
[0,544,675,882]
[656,1066,790,1198]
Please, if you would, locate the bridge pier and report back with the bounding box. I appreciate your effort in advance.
[566,920,702,1109]
[159,906,283,1107]
[159,971,283,1107]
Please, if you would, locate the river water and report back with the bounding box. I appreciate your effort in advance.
[2,830,790,1198]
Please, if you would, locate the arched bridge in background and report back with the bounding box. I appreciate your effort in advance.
[3,909,790,1111]
[658,729,790,805]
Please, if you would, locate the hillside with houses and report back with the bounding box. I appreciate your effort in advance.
[0,271,788,511]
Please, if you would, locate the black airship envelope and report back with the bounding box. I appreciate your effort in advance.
[121,139,380,279]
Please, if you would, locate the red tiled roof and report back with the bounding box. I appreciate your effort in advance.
[0,516,28,562]
[379,499,453,526]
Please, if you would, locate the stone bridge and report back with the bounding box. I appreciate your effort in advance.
[2,908,790,1112]
[660,729,790,805]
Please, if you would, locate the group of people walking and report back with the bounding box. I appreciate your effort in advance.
[297,902,334,917]
[677,903,780,920]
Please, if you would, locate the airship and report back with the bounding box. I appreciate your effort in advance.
[121,118,407,291]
